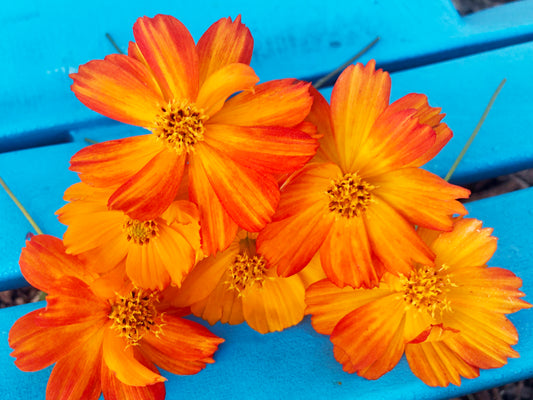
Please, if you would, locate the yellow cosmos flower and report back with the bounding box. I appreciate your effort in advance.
[9,235,223,400]
[56,182,201,290]
[169,230,325,334]
[69,15,318,255]
[257,60,470,288]
[305,218,531,386]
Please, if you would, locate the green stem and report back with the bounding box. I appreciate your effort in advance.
[105,33,124,54]
[0,176,43,235]
[313,36,380,89]
[444,78,506,182]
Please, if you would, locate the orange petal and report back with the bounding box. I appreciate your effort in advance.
[385,93,453,167]
[70,135,161,188]
[373,168,469,231]
[357,109,435,177]
[406,340,479,387]
[197,15,253,86]
[205,123,317,175]
[306,86,337,163]
[256,163,336,276]
[193,142,279,232]
[19,235,97,292]
[210,79,313,127]
[330,61,391,172]
[305,279,393,335]
[242,275,306,333]
[125,243,171,291]
[429,218,497,269]
[102,328,166,386]
[320,216,379,288]
[71,54,163,126]
[330,294,405,375]
[45,329,104,400]
[133,15,198,100]
[365,198,434,276]
[188,155,239,255]
[109,149,186,220]
[101,351,166,400]
[141,314,223,375]
[197,63,258,117]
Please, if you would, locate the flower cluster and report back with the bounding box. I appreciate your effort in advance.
[8,13,530,399]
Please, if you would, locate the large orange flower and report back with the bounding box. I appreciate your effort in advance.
[70,15,318,254]
[257,61,470,288]
[56,182,201,290]
[169,230,325,333]
[9,235,223,400]
[305,218,530,386]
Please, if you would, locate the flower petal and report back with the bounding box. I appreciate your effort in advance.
[71,54,163,126]
[330,61,391,172]
[141,314,223,375]
[125,243,171,291]
[109,149,186,220]
[205,123,317,175]
[133,15,198,100]
[193,142,279,232]
[209,79,313,127]
[373,168,469,231]
[305,279,393,335]
[45,329,104,400]
[306,86,337,163]
[196,63,259,117]
[102,328,166,386]
[405,340,479,387]
[197,15,253,85]
[70,135,161,188]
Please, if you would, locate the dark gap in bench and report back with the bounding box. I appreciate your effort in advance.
[452,0,519,16]
[0,130,73,153]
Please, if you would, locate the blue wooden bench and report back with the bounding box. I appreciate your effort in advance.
[1,0,533,398]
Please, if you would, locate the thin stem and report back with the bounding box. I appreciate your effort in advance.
[444,78,506,182]
[313,36,380,89]
[84,137,98,144]
[0,176,43,235]
[105,33,124,54]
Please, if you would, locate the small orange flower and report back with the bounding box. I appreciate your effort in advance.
[9,235,223,400]
[257,61,470,288]
[170,230,325,333]
[69,15,318,254]
[56,182,201,290]
[305,218,531,386]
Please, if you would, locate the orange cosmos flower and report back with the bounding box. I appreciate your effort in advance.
[257,61,470,288]
[69,14,318,254]
[9,235,223,400]
[56,182,201,290]
[169,230,325,334]
[305,218,531,386]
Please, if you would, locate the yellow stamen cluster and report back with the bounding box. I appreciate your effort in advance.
[400,264,455,318]
[227,253,268,295]
[123,218,158,245]
[326,173,375,218]
[109,289,163,345]
[153,99,207,154]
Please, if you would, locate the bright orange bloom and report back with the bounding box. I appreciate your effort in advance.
[56,182,201,290]
[257,61,470,288]
[306,218,531,386]
[69,15,318,254]
[9,235,223,400]
[169,230,325,333]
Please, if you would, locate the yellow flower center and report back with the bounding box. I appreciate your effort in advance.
[109,289,163,345]
[227,252,268,295]
[153,99,207,154]
[123,218,158,245]
[326,173,375,218]
[400,264,455,318]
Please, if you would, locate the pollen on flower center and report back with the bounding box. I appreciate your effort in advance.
[123,218,159,245]
[401,264,455,318]
[153,99,207,154]
[109,289,163,345]
[227,252,268,295]
[326,173,375,218]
